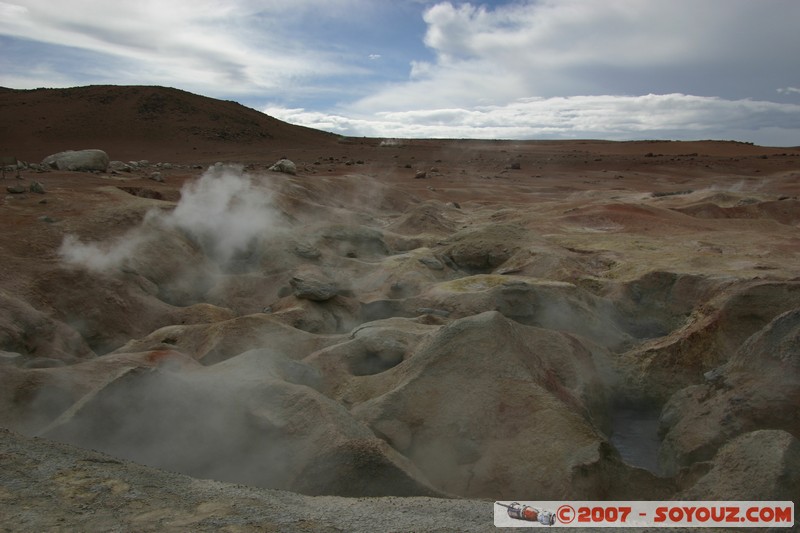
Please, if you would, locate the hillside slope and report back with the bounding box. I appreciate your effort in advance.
[0,85,337,163]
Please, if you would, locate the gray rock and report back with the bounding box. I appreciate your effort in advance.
[6,185,26,194]
[29,181,45,194]
[41,149,109,172]
[291,275,338,301]
[109,161,132,172]
[149,172,164,182]
[269,159,297,175]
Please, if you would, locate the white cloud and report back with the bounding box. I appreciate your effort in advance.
[276,0,797,145]
[3,0,799,145]
[352,0,800,113]
[265,94,800,145]
[0,0,363,96]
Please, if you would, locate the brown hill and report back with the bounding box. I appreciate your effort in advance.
[0,85,338,163]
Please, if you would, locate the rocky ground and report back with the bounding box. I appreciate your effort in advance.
[1,86,799,531]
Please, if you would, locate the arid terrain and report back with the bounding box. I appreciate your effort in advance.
[1,86,799,531]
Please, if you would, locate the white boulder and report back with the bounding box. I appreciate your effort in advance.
[42,149,109,172]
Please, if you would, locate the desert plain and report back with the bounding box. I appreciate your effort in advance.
[1,85,799,531]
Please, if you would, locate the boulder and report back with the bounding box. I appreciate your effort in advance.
[109,160,133,172]
[290,273,338,302]
[269,158,297,175]
[42,149,109,172]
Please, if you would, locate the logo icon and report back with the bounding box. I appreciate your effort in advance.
[495,502,556,526]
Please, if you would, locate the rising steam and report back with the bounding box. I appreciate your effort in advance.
[59,165,284,272]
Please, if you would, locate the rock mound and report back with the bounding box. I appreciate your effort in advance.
[444,224,523,273]
[679,430,800,501]
[41,349,443,497]
[659,307,800,475]
[674,198,800,225]
[309,311,665,499]
[620,280,800,401]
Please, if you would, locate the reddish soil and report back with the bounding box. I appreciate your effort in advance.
[1,86,799,516]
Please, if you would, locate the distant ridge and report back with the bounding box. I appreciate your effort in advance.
[0,85,338,162]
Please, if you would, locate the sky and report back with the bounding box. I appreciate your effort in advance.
[1,0,799,145]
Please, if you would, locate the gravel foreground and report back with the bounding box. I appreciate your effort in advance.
[0,428,500,532]
[0,429,682,533]
[0,427,777,533]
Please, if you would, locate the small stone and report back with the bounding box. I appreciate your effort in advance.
[109,161,133,172]
[29,181,46,194]
[6,185,26,194]
[414,170,427,179]
[149,172,164,182]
